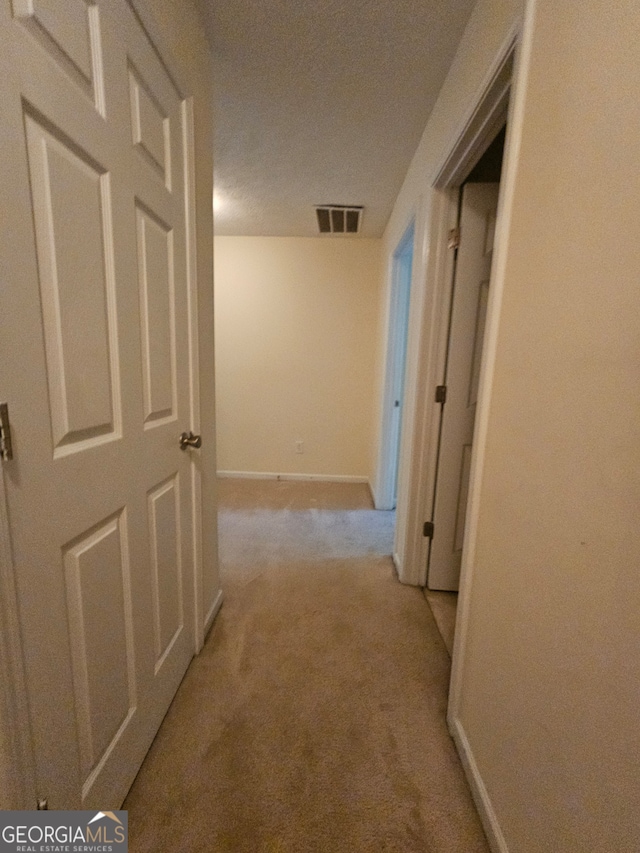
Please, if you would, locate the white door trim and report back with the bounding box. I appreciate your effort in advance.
[181,97,205,653]
[395,24,519,590]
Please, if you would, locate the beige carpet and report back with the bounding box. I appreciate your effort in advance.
[124,479,489,852]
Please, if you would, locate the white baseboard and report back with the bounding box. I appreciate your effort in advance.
[369,477,382,508]
[217,470,369,484]
[449,716,509,853]
[202,588,224,643]
[366,480,377,507]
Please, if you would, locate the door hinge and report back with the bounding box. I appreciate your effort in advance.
[423,521,434,538]
[0,403,13,461]
[435,385,447,404]
[447,227,460,250]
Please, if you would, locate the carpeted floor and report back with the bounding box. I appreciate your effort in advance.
[124,479,489,852]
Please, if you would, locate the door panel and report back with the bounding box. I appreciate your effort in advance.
[0,0,196,808]
[128,60,170,183]
[12,0,105,114]
[23,110,121,454]
[136,204,177,426]
[148,475,184,671]
[427,183,499,590]
[63,511,136,788]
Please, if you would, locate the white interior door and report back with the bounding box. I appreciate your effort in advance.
[427,183,499,590]
[0,0,198,808]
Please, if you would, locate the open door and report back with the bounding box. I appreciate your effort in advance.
[0,0,200,808]
[427,183,500,590]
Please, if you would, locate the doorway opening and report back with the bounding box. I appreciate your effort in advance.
[376,221,414,511]
[424,124,506,655]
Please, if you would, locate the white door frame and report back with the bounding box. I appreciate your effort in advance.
[395,26,517,589]
[374,220,415,511]
[181,96,207,654]
[0,0,208,808]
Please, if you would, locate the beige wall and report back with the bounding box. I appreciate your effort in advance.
[383,0,639,846]
[454,0,640,849]
[214,237,382,480]
[383,0,522,251]
[139,0,220,625]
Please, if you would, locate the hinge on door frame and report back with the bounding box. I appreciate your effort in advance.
[435,385,447,404]
[447,227,460,250]
[423,521,434,538]
[0,403,13,461]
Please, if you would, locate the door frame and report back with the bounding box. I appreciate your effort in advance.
[181,96,207,654]
[395,26,517,590]
[374,220,415,511]
[0,0,207,808]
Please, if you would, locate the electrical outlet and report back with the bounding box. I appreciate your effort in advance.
[295,440,304,454]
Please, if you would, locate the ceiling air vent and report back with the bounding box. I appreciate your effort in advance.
[315,205,363,235]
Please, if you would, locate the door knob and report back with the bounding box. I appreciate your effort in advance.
[179,431,202,450]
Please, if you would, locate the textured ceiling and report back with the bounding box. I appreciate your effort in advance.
[198,0,476,237]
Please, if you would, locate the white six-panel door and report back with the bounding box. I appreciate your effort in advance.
[427,183,499,591]
[0,0,198,807]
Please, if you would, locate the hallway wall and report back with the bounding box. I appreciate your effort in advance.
[453,0,640,849]
[214,236,382,481]
[383,0,639,848]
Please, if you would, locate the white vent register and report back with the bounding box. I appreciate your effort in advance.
[315,205,363,234]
